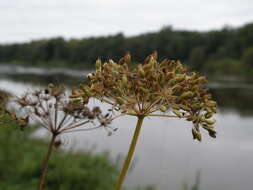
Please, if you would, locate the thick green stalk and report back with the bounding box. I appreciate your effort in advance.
[114,116,145,190]
[37,134,56,190]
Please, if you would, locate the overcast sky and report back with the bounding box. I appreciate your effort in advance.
[0,0,253,43]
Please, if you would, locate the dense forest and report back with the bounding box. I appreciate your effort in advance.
[0,23,253,75]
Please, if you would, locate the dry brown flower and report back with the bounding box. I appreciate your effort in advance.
[15,84,112,190]
[16,84,112,135]
[81,52,217,141]
[79,52,218,190]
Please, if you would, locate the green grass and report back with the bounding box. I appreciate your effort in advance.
[0,111,118,190]
[0,109,155,190]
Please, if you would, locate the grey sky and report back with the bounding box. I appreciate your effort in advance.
[0,0,253,43]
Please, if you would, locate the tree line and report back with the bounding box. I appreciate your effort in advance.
[0,23,253,74]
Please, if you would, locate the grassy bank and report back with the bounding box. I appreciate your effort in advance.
[0,119,118,190]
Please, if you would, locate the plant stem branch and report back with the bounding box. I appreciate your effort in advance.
[114,116,145,190]
[37,134,56,190]
[146,113,187,118]
[147,114,179,118]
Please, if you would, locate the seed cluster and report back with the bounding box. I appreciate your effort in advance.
[15,84,112,139]
[80,52,217,141]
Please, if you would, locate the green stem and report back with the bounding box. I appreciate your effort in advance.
[37,134,56,190]
[114,116,145,190]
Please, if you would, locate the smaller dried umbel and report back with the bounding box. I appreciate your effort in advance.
[79,52,217,190]
[15,84,112,190]
[15,84,112,136]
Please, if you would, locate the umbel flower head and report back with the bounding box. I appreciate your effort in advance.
[14,84,113,190]
[80,52,218,190]
[80,52,217,141]
[15,84,113,138]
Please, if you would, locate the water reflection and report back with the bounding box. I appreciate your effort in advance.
[0,65,91,86]
[0,64,87,77]
[2,72,253,116]
[0,73,253,190]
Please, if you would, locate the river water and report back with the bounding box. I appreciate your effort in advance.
[1,65,253,190]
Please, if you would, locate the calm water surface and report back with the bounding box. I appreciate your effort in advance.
[0,66,253,190]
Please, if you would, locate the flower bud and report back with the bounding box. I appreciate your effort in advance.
[113,87,123,95]
[205,119,216,125]
[145,70,153,77]
[179,104,190,111]
[87,73,93,80]
[180,91,194,99]
[191,103,202,110]
[172,109,182,117]
[80,85,93,97]
[169,78,178,86]
[71,88,81,98]
[124,53,131,65]
[122,75,128,85]
[208,129,217,138]
[185,114,193,121]
[82,96,89,104]
[202,124,214,131]
[199,115,206,122]
[139,67,145,77]
[175,64,183,73]
[197,76,207,84]
[148,56,156,65]
[191,72,198,79]
[96,59,102,70]
[204,112,213,119]
[172,85,183,93]
[192,85,199,91]
[210,106,217,113]
[48,83,54,88]
[116,97,125,105]
[192,128,202,141]
[159,105,167,112]
[175,74,185,83]
[108,59,115,65]
[166,72,175,80]
[112,70,119,76]
[140,87,149,95]
[207,100,217,107]
[158,73,165,83]
[143,62,153,70]
[203,94,211,100]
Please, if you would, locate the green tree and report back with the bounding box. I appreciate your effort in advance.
[242,47,253,67]
[204,58,242,75]
[188,46,206,70]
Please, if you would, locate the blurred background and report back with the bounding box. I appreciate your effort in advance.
[1,0,253,190]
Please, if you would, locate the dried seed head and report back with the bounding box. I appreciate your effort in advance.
[80,52,218,141]
[13,85,112,136]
